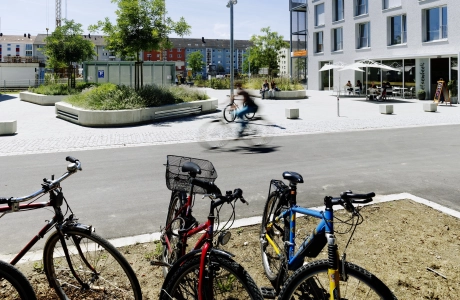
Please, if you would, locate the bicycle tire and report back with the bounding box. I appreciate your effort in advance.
[160,254,264,300]
[260,191,289,287]
[243,102,256,120]
[199,119,233,149]
[162,190,186,277]
[0,260,37,300]
[43,228,142,300]
[277,259,397,300]
[223,104,237,123]
[242,117,274,147]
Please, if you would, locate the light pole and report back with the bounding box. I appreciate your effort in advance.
[247,47,251,80]
[227,0,237,97]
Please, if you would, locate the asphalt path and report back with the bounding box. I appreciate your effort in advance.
[1,124,460,255]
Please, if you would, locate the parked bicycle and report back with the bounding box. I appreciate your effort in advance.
[199,116,274,149]
[259,171,397,299]
[223,101,256,123]
[0,260,37,300]
[154,155,263,299]
[0,156,142,299]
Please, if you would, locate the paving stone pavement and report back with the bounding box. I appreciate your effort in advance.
[1,89,459,156]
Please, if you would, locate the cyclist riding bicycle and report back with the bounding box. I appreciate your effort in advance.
[231,83,259,137]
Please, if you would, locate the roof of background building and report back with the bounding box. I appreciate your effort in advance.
[34,34,107,46]
[0,35,36,43]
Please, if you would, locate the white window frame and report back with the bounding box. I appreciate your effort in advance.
[315,3,325,27]
[314,31,324,53]
[332,27,343,51]
[333,0,344,22]
[383,0,401,10]
[389,14,406,45]
[358,22,370,48]
[424,6,448,42]
[355,0,368,16]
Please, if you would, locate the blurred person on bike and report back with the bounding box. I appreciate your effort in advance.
[231,83,259,137]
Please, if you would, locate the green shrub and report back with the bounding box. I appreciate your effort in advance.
[28,82,99,95]
[243,77,304,91]
[64,84,209,110]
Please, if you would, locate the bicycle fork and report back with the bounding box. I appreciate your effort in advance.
[326,233,341,300]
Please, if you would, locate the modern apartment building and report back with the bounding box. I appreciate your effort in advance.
[293,0,459,98]
[0,34,37,62]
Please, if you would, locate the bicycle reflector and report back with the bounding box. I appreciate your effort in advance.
[218,231,231,246]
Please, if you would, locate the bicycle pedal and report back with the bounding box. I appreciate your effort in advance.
[260,287,277,299]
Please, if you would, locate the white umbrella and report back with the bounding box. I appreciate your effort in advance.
[319,62,347,91]
[340,59,400,97]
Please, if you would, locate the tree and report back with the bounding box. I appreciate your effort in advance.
[242,51,259,75]
[187,51,204,77]
[249,27,289,77]
[89,0,191,89]
[42,19,96,88]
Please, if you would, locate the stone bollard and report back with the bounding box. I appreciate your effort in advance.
[285,108,299,119]
[423,103,437,112]
[379,104,393,114]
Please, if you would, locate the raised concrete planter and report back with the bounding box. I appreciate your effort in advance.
[379,104,393,114]
[423,103,437,112]
[247,89,307,100]
[55,98,218,127]
[0,120,17,135]
[20,92,68,106]
[285,108,299,119]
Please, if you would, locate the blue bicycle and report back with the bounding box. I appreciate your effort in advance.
[259,171,397,299]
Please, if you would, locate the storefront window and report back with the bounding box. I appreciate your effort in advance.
[320,61,333,90]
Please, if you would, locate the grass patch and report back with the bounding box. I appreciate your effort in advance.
[64,83,210,110]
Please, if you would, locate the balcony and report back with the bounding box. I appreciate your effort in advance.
[2,56,41,63]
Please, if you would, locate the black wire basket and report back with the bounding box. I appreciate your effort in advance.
[165,155,218,194]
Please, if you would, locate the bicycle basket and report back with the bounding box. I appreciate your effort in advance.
[165,155,218,194]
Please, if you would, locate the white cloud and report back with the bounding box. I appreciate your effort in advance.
[213,23,230,39]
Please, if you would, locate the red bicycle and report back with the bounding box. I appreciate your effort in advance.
[154,155,263,299]
[0,156,142,299]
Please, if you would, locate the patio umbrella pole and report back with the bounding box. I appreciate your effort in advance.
[337,95,340,117]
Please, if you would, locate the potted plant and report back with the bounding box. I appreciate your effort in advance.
[447,80,458,104]
[417,89,426,100]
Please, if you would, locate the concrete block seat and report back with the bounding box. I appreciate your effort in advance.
[20,92,68,106]
[285,108,299,119]
[423,103,437,112]
[0,120,17,135]
[379,104,393,114]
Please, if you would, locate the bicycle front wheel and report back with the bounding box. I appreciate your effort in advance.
[162,190,186,277]
[43,228,142,299]
[160,254,263,300]
[278,259,397,300]
[260,192,289,286]
[223,104,237,122]
[242,117,274,147]
[199,119,233,149]
[0,260,37,300]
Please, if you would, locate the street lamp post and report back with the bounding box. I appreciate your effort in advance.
[227,0,237,97]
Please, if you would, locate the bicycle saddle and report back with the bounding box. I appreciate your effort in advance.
[282,171,304,184]
[182,162,202,177]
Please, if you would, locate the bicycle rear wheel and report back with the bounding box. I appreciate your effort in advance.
[260,192,289,287]
[0,260,37,300]
[160,254,264,300]
[223,104,237,122]
[278,259,397,299]
[199,119,234,149]
[243,102,256,120]
[162,190,186,277]
[242,117,274,146]
[43,228,142,299]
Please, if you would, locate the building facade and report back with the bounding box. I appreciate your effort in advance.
[295,0,460,98]
[0,34,37,63]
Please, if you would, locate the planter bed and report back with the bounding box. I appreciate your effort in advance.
[20,92,69,106]
[247,89,307,100]
[55,98,218,127]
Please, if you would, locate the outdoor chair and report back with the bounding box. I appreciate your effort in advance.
[386,87,393,100]
[404,87,415,99]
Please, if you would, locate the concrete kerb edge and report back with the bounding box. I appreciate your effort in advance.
[3,192,458,264]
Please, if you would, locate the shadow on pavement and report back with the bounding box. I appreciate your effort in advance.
[202,145,280,154]
[0,95,17,102]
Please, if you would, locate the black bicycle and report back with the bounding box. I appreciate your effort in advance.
[0,260,37,300]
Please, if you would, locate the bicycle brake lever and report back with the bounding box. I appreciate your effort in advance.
[240,197,249,205]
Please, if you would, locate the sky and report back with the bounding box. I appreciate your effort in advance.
[0,0,291,40]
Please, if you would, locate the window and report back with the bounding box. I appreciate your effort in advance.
[147,54,152,61]
[315,32,323,53]
[333,0,344,22]
[178,54,182,58]
[355,0,368,16]
[390,15,406,45]
[358,22,370,48]
[333,27,343,51]
[7,47,11,51]
[157,54,160,58]
[169,54,173,58]
[425,6,447,41]
[25,44,32,50]
[383,0,401,10]
[178,48,182,52]
[26,50,32,57]
[315,3,325,26]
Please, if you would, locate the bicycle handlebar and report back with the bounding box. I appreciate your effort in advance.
[0,157,82,206]
[326,190,374,213]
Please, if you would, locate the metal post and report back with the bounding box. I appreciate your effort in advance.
[230,1,234,98]
[248,48,251,80]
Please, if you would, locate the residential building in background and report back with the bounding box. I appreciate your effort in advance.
[297,0,459,98]
[0,34,37,63]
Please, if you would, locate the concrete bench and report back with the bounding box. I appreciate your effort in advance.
[0,120,17,135]
[423,103,437,112]
[379,104,393,114]
[285,108,299,119]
